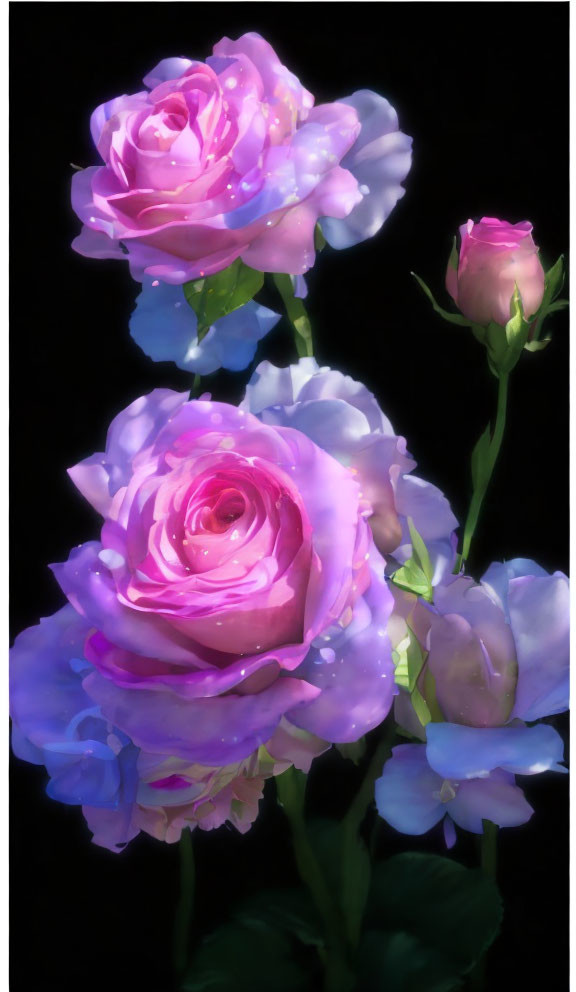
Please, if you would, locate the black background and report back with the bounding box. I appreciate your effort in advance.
[10,3,569,991]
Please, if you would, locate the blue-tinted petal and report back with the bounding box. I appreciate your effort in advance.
[11,723,44,765]
[10,606,94,750]
[241,358,321,415]
[375,743,445,835]
[448,771,533,833]
[130,281,279,374]
[44,739,121,807]
[481,560,569,721]
[426,722,567,780]
[508,574,568,721]
[481,558,548,617]
[143,58,194,89]
[320,90,412,249]
[287,562,395,741]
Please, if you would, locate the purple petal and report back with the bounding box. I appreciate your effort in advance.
[426,722,567,780]
[449,770,533,833]
[320,90,412,249]
[375,743,445,835]
[508,572,570,721]
[481,561,569,723]
[51,542,201,665]
[83,668,320,765]
[287,562,395,741]
[10,605,94,750]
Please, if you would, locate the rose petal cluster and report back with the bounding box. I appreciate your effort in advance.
[10,605,328,851]
[241,358,458,581]
[11,377,418,848]
[376,559,569,843]
[71,33,412,284]
[446,217,545,327]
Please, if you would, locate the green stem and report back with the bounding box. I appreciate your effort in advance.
[191,373,201,396]
[455,372,509,572]
[276,767,349,992]
[341,723,395,948]
[343,725,395,841]
[173,828,195,984]
[271,273,314,358]
[469,821,499,990]
[480,818,498,881]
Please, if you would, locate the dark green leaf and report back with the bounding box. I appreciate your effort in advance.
[546,298,569,314]
[411,273,472,328]
[365,853,502,978]
[357,929,461,992]
[183,260,264,338]
[528,255,567,346]
[544,254,565,302]
[234,888,323,949]
[182,920,313,992]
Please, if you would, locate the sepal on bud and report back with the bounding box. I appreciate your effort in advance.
[414,254,568,377]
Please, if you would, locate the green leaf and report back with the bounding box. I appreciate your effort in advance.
[547,298,569,313]
[365,853,502,984]
[272,273,314,357]
[390,519,434,602]
[336,737,367,765]
[410,685,432,727]
[357,929,461,992]
[390,560,432,601]
[234,888,323,949]
[407,518,433,585]
[528,255,567,346]
[544,254,565,302]
[411,273,472,328]
[182,920,313,992]
[392,627,426,694]
[183,259,264,339]
[524,336,552,353]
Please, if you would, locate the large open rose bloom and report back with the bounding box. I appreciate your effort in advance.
[11,385,402,849]
[71,33,412,283]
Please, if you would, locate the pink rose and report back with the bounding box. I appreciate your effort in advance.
[71,33,364,284]
[51,390,395,768]
[446,216,545,326]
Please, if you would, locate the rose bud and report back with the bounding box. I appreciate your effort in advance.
[446,217,545,327]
